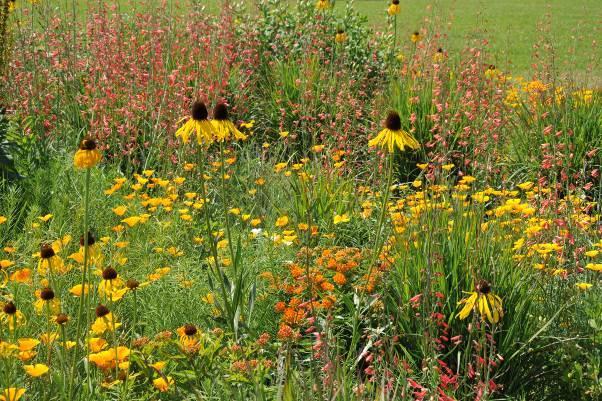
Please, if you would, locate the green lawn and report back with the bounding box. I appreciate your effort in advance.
[207,0,600,81]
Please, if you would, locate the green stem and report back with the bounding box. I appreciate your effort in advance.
[69,167,91,399]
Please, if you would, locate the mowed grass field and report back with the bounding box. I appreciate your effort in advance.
[204,0,600,82]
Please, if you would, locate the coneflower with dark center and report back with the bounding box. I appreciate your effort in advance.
[211,102,247,142]
[95,304,110,318]
[102,267,118,281]
[175,100,215,145]
[3,301,16,315]
[74,137,102,169]
[40,288,55,301]
[368,110,419,153]
[40,244,55,259]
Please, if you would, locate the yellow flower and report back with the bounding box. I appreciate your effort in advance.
[315,0,330,10]
[387,0,400,16]
[74,138,102,169]
[275,216,289,228]
[0,216,6,224]
[112,205,128,216]
[575,283,592,291]
[38,213,53,222]
[175,101,216,145]
[335,30,347,43]
[24,363,49,377]
[517,181,534,191]
[91,312,121,335]
[368,111,419,153]
[457,280,503,324]
[153,376,174,392]
[485,65,500,80]
[333,213,350,225]
[410,31,421,43]
[211,103,247,142]
[0,388,26,401]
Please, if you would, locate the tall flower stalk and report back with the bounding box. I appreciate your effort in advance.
[69,138,101,398]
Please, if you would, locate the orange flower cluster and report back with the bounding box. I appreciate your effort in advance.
[272,247,363,341]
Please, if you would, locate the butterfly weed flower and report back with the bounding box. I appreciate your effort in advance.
[368,111,420,153]
[74,137,101,169]
[387,0,400,16]
[175,101,215,146]
[457,280,503,324]
[211,102,247,142]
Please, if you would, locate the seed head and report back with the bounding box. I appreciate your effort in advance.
[192,101,208,121]
[102,267,118,281]
[213,103,229,121]
[56,313,69,325]
[3,301,17,315]
[476,280,491,295]
[384,111,402,131]
[95,304,110,318]
[183,323,198,336]
[40,244,55,259]
[79,138,97,151]
[80,231,96,246]
[40,288,55,301]
[126,279,140,290]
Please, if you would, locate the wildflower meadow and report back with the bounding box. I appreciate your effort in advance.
[0,1,600,400]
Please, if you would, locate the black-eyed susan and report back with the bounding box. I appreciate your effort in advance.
[410,31,421,43]
[211,103,247,142]
[175,101,215,145]
[433,47,445,63]
[74,138,101,169]
[368,111,420,153]
[387,0,400,16]
[315,0,330,10]
[457,280,503,324]
[335,28,347,43]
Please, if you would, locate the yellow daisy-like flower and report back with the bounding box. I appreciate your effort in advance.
[410,31,421,43]
[368,111,420,153]
[153,376,174,392]
[210,103,247,142]
[335,29,347,43]
[387,0,400,16]
[315,0,330,10]
[457,280,503,324]
[74,138,102,169]
[175,101,216,146]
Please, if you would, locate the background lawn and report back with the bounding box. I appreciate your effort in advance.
[204,0,601,82]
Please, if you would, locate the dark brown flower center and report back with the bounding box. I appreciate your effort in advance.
[102,267,118,280]
[183,323,197,336]
[476,280,491,295]
[126,279,140,290]
[385,111,402,131]
[192,101,208,121]
[56,313,69,325]
[3,301,16,315]
[79,138,97,150]
[95,304,110,318]
[40,288,55,301]
[392,0,400,4]
[213,103,229,121]
[40,244,55,259]
[80,231,96,246]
